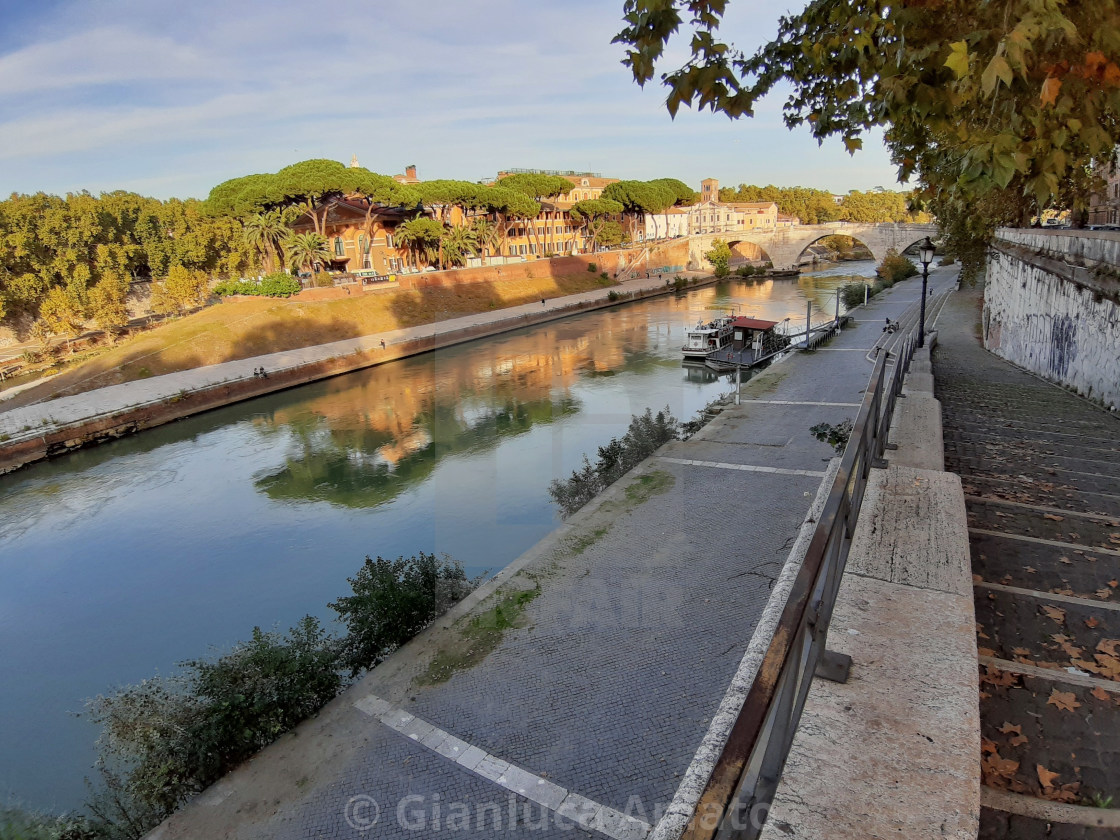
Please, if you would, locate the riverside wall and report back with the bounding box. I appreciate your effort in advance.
[984,229,1120,408]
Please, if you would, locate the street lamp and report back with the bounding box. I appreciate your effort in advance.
[917,237,936,347]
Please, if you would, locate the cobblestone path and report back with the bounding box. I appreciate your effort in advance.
[934,286,1120,839]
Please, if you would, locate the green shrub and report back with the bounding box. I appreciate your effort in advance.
[330,553,478,676]
[876,249,919,285]
[548,407,679,516]
[736,264,757,277]
[810,419,854,454]
[673,275,688,291]
[312,272,334,288]
[607,290,621,301]
[587,262,597,273]
[705,239,731,278]
[599,271,610,280]
[86,616,340,823]
[213,273,302,299]
[84,551,480,834]
[840,283,870,308]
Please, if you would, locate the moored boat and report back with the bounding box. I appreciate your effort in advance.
[682,315,735,358]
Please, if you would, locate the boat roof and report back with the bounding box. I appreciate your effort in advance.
[732,317,779,330]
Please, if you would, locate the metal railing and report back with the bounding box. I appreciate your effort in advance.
[681,325,920,840]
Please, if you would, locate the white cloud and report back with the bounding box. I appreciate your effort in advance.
[0,25,217,96]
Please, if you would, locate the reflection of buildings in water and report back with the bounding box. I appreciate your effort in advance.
[262,316,658,468]
[249,321,671,507]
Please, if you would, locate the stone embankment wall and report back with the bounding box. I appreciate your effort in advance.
[984,229,1120,409]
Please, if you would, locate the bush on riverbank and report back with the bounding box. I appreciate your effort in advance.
[212,273,302,298]
[549,407,679,517]
[80,553,479,838]
[876,249,918,285]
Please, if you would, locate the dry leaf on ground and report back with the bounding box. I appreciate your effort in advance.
[1091,686,1112,702]
[1042,605,1067,622]
[1037,764,1061,788]
[999,722,1022,735]
[1048,689,1081,712]
[1086,616,1101,629]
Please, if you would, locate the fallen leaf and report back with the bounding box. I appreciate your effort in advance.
[1013,646,1031,656]
[1091,686,1112,702]
[977,646,998,658]
[1098,639,1120,657]
[1037,764,1061,788]
[1048,689,1081,712]
[1097,589,1112,599]
[1044,513,1065,521]
[1059,557,1073,565]
[973,573,983,583]
[999,722,1022,735]
[1010,734,1029,747]
[1042,605,1067,623]
[981,736,999,754]
[1086,617,1100,629]
[1094,654,1120,680]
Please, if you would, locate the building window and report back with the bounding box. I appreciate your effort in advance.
[359,235,368,254]
[334,237,344,256]
[386,234,395,249]
[509,245,517,256]
[529,244,536,255]
[519,244,528,255]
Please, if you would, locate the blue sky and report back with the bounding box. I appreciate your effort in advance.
[0,0,903,201]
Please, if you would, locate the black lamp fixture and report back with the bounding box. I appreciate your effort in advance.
[918,237,935,347]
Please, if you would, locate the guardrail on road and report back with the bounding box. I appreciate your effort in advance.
[682,326,920,839]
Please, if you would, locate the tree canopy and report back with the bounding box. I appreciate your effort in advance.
[615,0,1120,274]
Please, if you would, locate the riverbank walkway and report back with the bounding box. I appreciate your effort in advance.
[933,286,1120,838]
[143,265,962,840]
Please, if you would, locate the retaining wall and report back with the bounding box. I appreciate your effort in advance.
[985,229,1120,408]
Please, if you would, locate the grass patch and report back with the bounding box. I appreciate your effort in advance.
[418,585,542,685]
[621,469,675,507]
[567,526,610,555]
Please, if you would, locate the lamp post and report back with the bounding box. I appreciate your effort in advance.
[917,237,936,347]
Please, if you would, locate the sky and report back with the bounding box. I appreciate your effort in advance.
[0,0,904,201]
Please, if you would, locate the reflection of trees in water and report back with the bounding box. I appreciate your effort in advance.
[255,395,580,509]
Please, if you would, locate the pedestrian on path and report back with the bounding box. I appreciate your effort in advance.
[380,339,386,349]
[541,298,546,306]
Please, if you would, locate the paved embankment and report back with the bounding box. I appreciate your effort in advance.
[145,267,962,840]
[0,272,712,474]
[934,285,1120,839]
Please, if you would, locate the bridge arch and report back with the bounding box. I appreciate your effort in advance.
[790,232,875,268]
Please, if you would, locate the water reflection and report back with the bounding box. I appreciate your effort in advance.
[255,396,580,509]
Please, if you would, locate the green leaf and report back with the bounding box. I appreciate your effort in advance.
[945,41,970,79]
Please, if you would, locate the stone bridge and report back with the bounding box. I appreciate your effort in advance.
[688,222,938,272]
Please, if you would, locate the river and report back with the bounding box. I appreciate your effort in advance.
[0,262,877,812]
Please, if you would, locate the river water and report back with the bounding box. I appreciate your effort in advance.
[0,263,876,812]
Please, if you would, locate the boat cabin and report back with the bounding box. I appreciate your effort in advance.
[730,317,779,352]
